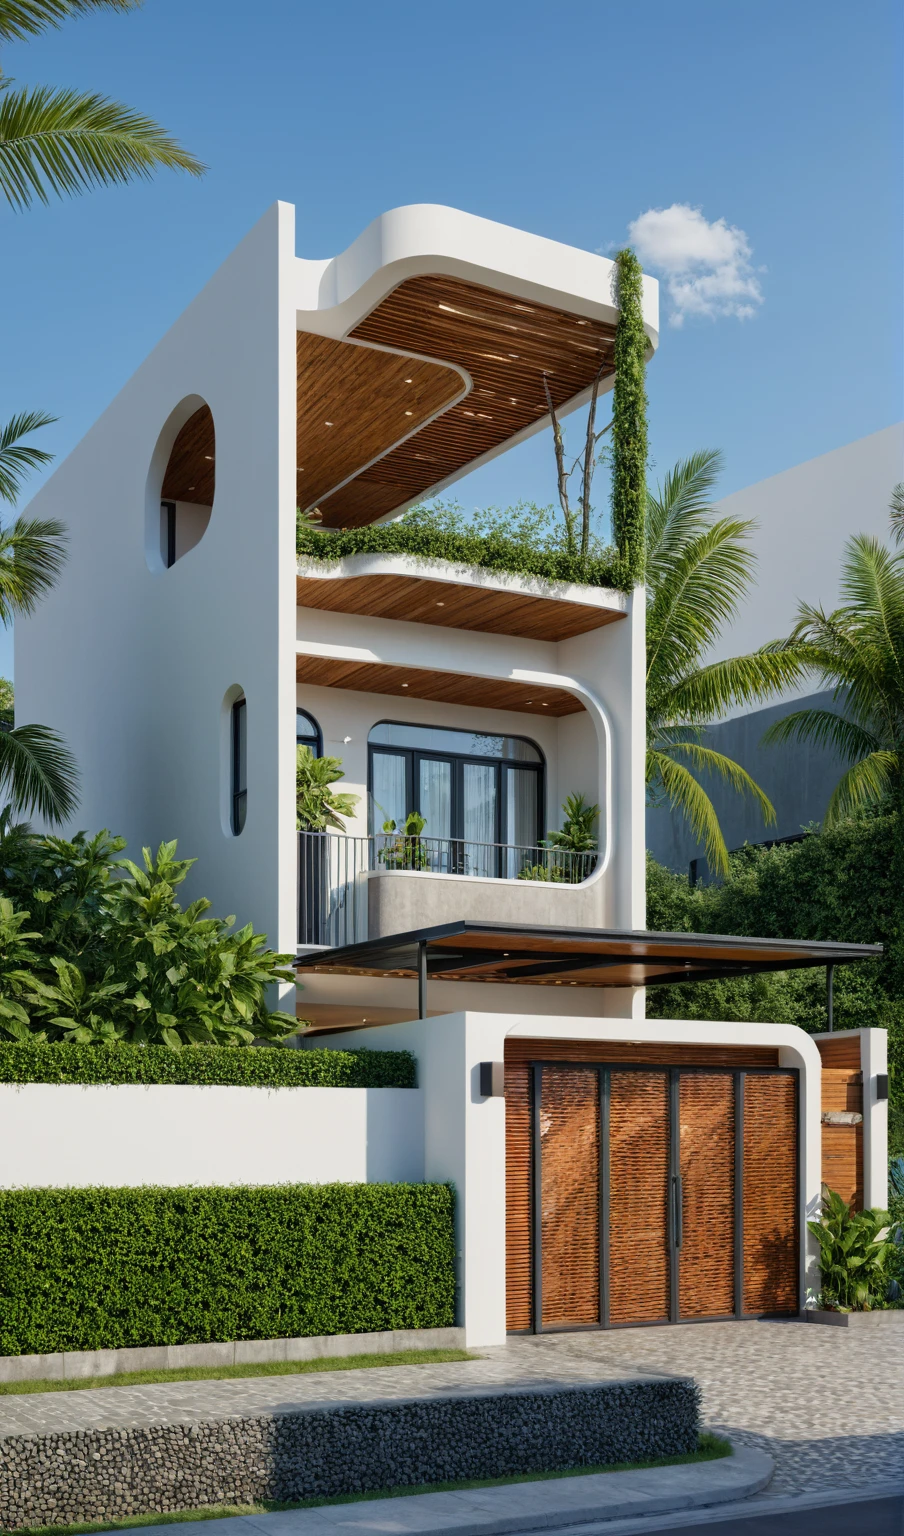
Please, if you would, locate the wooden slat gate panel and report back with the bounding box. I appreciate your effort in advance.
[540,1068,600,1328]
[504,1063,532,1332]
[609,1071,670,1325]
[742,1074,798,1315]
[679,1073,735,1319]
[504,1055,799,1332]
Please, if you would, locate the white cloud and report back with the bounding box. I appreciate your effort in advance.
[628,204,764,328]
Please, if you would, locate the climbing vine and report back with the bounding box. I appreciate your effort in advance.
[611,247,649,586]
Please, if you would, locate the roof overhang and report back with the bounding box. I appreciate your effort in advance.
[293,921,881,990]
[293,205,660,529]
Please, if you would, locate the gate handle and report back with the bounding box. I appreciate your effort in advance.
[672,1174,683,1249]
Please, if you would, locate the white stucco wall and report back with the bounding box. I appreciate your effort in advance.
[15,203,300,961]
[0,1085,424,1189]
[319,1012,824,1346]
[710,424,904,712]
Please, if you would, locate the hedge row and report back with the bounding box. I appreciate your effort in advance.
[0,1183,455,1355]
[0,1042,416,1089]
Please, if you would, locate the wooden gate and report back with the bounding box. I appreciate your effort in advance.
[504,1051,798,1332]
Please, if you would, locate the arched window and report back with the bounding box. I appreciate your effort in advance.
[368,721,544,877]
[296,708,323,756]
[231,696,247,835]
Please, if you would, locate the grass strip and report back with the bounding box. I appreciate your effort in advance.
[0,1435,731,1536]
[0,1348,473,1396]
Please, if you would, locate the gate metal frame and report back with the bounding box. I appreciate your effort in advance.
[520,1060,800,1335]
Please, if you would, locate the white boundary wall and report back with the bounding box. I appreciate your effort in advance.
[0,1085,424,1189]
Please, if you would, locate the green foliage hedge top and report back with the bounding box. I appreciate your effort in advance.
[0,1041,416,1088]
[297,502,623,590]
[611,248,648,585]
[0,1183,455,1354]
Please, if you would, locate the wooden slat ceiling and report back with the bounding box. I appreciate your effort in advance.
[294,654,583,716]
[295,571,624,642]
[161,405,215,505]
[303,275,617,528]
[296,333,462,514]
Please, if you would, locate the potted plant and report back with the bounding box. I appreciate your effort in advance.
[296,748,358,945]
[806,1186,902,1325]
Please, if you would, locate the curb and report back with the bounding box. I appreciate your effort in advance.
[103,1442,774,1536]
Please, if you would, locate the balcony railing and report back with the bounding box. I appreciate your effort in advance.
[297,831,597,947]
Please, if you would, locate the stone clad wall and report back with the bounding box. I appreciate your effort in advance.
[0,1380,700,1528]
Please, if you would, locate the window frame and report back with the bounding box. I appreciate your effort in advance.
[296,708,323,757]
[231,696,247,836]
[161,501,177,569]
[367,721,545,863]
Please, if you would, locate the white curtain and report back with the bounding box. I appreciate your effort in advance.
[505,767,538,877]
[370,753,407,834]
[464,762,496,876]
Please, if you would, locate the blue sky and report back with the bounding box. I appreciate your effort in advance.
[1,0,901,679]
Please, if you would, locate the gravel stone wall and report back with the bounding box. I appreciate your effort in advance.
[0,1380,699,1528]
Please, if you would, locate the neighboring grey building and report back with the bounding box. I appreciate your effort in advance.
[647,424,904,877]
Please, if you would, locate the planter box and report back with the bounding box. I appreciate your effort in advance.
[806,1308,904,1328]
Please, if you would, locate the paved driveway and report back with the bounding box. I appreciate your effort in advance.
[497,1320,904,1497]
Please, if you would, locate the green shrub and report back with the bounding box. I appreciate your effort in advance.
[807,1188,895,1311]
[0,1183,455,1354]
[0,1041,416,1088]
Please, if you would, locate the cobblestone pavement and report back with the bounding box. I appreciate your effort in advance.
[502,1322,904,1497]
[0,1351,658,1439]
[1,1321,901,1498]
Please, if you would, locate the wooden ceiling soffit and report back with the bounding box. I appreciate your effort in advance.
[296,333,464,516]
[294,654,584,717]
[311,275,616,529]
[294,571,625,642]
[161,405,215,505]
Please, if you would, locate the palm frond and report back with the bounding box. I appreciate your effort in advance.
[647,516,758,691]
[837,534,904,683]
[891,483,904,547]
[0,85,204,210]
[0,723,78,822]
[646,747,730,876]
[0,515,67,624]
[662,648,809,723]
[0,0,140,43]
[824,751,898,827]
[762,708,882,763]
[645,449,724,584]
[661,740,776,826]
[0,410,56,504]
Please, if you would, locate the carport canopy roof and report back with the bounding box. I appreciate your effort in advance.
[293,920,881,989]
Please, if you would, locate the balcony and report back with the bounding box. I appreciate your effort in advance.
[297,831,600,948]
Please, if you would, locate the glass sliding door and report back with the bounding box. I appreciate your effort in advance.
[419,757,453,868]
[463,761,497,876]
[504,766,539,877]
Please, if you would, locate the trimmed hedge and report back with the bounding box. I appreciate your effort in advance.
[0,1042,416,1089]
[0,1183,455,1355]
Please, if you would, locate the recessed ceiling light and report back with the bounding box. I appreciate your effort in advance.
[204,455,214,461]
[401,682,409,687]
[404,378,413,384]
[577,320,588,326]
[325,421,333,426]
[404,410,413,416]
[541,702,548,707]
[188,485,195,490]
[436,601,445,607]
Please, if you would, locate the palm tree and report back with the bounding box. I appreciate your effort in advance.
[763,500,904,825]
[0,0,203,822]
[646,450,803,875]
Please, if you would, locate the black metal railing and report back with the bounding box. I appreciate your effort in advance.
[298,831,597,946]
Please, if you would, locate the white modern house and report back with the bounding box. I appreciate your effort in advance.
[15,203,887,1346]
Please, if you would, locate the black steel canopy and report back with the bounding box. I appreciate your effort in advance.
[294,920,881,1019]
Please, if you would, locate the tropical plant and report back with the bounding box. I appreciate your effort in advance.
[807,1187,896,1312]
[376,812,429,870]
[0,839,298,1048]
[0,1,203,823]
[645,450,803,876]
[0,675,13,726]
[764,496,904,827]
[546,792,599,854]
[296,747,359,832]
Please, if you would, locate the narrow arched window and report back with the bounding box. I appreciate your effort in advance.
[232,696,247,834]
[296,708,323,757]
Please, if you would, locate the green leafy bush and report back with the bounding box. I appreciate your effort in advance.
[0,832,297,1048]
[807,1187,896,1311]
[297,501,624,590]
[645,817,903,1154]
[0,1041,416,1088]
[0,1183,455,1354]
[296,747,359,831]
